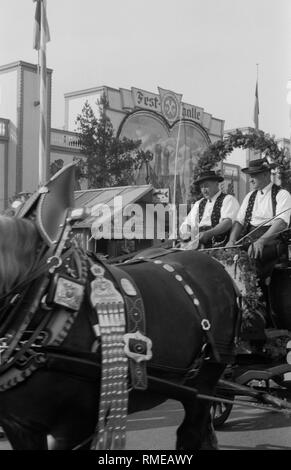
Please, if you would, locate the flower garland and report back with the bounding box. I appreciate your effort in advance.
[206,248,291,358]
[207,247,264,331]
[191,129,290,197]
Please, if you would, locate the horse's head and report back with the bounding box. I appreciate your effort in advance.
[0,163,77,298]
[0,216,39,295]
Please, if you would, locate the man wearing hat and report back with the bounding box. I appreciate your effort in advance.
[226,156,291,346]
[227,157,291,263]
[179,170,240,248]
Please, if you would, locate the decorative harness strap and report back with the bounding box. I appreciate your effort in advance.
[241,184,281,238]
[88,252,152,390]
[87,252,153,450]
[88,259,128,451]
[135,255,220,362]
[105,263,151,390]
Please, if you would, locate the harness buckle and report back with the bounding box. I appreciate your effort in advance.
[123,331,153,363]
[201,319,211,331]
[47,255,62,273]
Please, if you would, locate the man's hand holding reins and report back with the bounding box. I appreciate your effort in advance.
[248,238,265,258]
[199,230,213,245]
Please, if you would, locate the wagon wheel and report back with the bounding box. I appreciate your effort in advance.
[211,399,233,428]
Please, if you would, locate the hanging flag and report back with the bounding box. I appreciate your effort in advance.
[33,0,50,50]
[253,81,259,130]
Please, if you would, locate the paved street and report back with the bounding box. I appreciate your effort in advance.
[126,399,291,450]
[1,399,291,450]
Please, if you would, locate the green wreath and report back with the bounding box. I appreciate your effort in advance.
[191,128,290,198]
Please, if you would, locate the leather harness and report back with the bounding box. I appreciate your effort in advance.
[87,251,151,391]
[126,249,221,362]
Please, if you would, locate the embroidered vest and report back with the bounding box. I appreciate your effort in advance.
[198,193,228,244]
[241,184,281,238]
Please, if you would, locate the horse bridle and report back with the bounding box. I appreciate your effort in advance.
[0,209,87,374]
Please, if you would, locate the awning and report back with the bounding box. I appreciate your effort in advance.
[73,184,153,229]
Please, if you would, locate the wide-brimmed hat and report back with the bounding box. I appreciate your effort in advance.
[241,157,277,175]
[194,170,224,184]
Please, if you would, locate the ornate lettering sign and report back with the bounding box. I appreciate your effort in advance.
[132,88,160,112]
[182,103,203,124]
[131,87,205,126]
[158,87,182,124]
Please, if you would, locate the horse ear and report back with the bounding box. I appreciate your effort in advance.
[17,163,76,247]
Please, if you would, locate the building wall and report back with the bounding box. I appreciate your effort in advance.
[0,67,18,122]
[64,86,104,131]
[0,61,52,200]
[0,67,18,202]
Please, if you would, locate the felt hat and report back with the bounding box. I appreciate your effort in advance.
[241,157,277,175]
[194,170,224,184]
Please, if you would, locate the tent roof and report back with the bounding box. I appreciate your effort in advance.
[73,184,153,229]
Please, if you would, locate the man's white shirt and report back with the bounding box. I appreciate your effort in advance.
[179,191,240,240]
[236,183,291,227]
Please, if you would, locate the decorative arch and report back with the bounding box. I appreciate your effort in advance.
[194,128,288,179]
[118,109,212,204]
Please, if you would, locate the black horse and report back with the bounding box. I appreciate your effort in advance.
[0,213,239,450]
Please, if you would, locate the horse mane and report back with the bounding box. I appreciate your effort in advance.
[0,216,39,295]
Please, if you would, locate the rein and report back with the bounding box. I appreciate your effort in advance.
[0,245,75,307]
[0,246,75,342]
[70,367,291,450]
[0,246,48,303]
[236,207,291,245]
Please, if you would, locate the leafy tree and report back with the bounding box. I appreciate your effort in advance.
[50,158,64,177]
[74,94,147,188]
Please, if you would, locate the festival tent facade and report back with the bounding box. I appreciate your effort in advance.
[0,60,289,213]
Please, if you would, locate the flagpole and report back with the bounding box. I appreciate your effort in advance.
[38,0,48,185]
[256,63,259,130]
[172,105,183,247]
[254,63,259,131]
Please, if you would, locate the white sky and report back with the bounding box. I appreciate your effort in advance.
[1,0,291,138]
